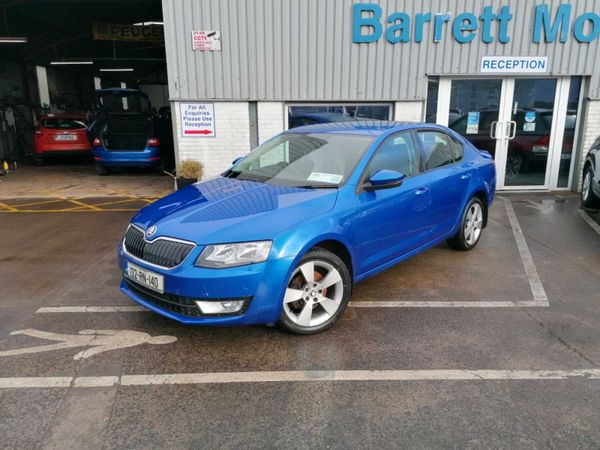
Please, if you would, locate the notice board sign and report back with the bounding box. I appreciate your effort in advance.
[192,31,221,51]
[180,103,215,137]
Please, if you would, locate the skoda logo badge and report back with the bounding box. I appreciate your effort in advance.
[146,225,157,238]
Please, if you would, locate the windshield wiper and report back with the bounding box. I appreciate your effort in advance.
[294,184,338,189]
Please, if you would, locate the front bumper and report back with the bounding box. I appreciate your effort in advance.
[118,245,294,325]
[93,145,161,167]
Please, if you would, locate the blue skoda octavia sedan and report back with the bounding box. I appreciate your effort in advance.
[119,122,495,334]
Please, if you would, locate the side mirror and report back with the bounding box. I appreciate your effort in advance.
[231,156,244,165]
[364,169,405,191]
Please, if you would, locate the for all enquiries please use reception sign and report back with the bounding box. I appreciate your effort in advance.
[180,103,215,137]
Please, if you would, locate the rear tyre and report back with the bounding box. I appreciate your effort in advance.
[581,166,600,208]
[447,197,485,251]
[279,248,351,335]
[95,163,110,176]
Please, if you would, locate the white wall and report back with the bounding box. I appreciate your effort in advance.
[257,102,285,144]
[394,101,424,122]
[174,101,250,178]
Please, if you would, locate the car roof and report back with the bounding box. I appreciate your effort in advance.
[282,120,448,136]
[40,113,87,120]
[291,112,357,122]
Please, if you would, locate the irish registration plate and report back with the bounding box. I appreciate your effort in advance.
[55,134,77,141]
[126,262,164,293]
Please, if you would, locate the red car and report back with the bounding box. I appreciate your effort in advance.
[34,113,92,164]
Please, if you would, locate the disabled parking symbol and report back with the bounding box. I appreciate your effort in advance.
[0,329,177,360]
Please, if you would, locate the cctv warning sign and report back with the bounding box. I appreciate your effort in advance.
[191,31,221,51]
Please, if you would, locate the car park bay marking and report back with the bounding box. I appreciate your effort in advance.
[34,197,549,312]
[578,209,600,236]
[502,197,549,305]
[1,369,600,389]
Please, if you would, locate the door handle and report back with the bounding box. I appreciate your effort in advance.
[460,173,471,180]
[508,120,517,140]
[490,121,498,139]
[415,187,429,195]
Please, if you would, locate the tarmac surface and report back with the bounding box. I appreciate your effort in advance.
[1,191,599,449]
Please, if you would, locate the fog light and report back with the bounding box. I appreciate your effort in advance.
[196,299,245,315]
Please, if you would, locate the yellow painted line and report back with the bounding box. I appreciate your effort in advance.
[0,202,18,212]
[10,199,64,208]
[0,208,139,213]
[37,191,102,211]
[84,198,142,208]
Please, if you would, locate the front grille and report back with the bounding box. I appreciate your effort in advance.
[124,279,251,317]
[124,225,194,268]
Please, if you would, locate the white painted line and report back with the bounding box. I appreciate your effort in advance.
[578,209,600,236]
[350,300,546,308]
[502,198,549,305]
[0,377,72,388]
[37,300,548,314]
[36,306,148,313]
[1,369,599,389]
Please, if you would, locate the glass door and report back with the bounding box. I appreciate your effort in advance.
[435,76,578,190]
[503,78,557,187]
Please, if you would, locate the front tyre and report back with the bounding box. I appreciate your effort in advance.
[279,248,351,335]
[581,166,600,208]
[447,197,485,251]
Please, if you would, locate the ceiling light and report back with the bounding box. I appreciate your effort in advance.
[0,37,28,44]
[99,68,134,72]
[133,21,163,26]
[50,61,94,65]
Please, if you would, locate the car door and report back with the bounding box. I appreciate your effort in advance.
[356,132,431,275]
[415,130,472,240]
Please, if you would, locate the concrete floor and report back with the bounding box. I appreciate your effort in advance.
[0,192,599,449]
[0,159,173,199]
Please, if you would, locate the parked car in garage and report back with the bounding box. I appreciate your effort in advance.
[581,136,600,208]
[88,88,172,175]
[33,113,91,164]
[118,121,496,334]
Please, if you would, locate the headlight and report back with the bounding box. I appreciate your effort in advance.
[195,241,272,268]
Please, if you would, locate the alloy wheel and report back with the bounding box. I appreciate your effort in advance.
[505,154,522,179]
[464,203,483,246]
[282,260,344,328]
[582,171,591,201]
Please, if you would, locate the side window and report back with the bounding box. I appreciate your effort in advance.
[448,135,464,161]
[366,133,419,179]
[417,131,454,170]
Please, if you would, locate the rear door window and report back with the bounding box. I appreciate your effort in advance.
[417,131,455,170]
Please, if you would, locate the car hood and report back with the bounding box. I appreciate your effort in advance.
[131,177,338,244]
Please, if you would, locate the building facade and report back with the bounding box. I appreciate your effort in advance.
[162,0,600,192]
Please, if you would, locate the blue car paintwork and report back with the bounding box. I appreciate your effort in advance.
[118,122,495,325]
[91,144,161,167]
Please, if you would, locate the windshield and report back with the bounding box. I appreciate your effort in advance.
[225,133,374,187]
[42,118,87,129]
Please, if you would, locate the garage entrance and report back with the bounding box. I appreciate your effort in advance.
[0,0,173,197]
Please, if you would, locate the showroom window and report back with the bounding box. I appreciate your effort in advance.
[287,104,393,129]
[417,131,454,170]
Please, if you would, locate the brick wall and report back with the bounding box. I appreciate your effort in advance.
[173,101,250,178]
[578,99,600,190]
[257,102,285,144]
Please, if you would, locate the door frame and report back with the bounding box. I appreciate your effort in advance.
[435,76,575,191]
